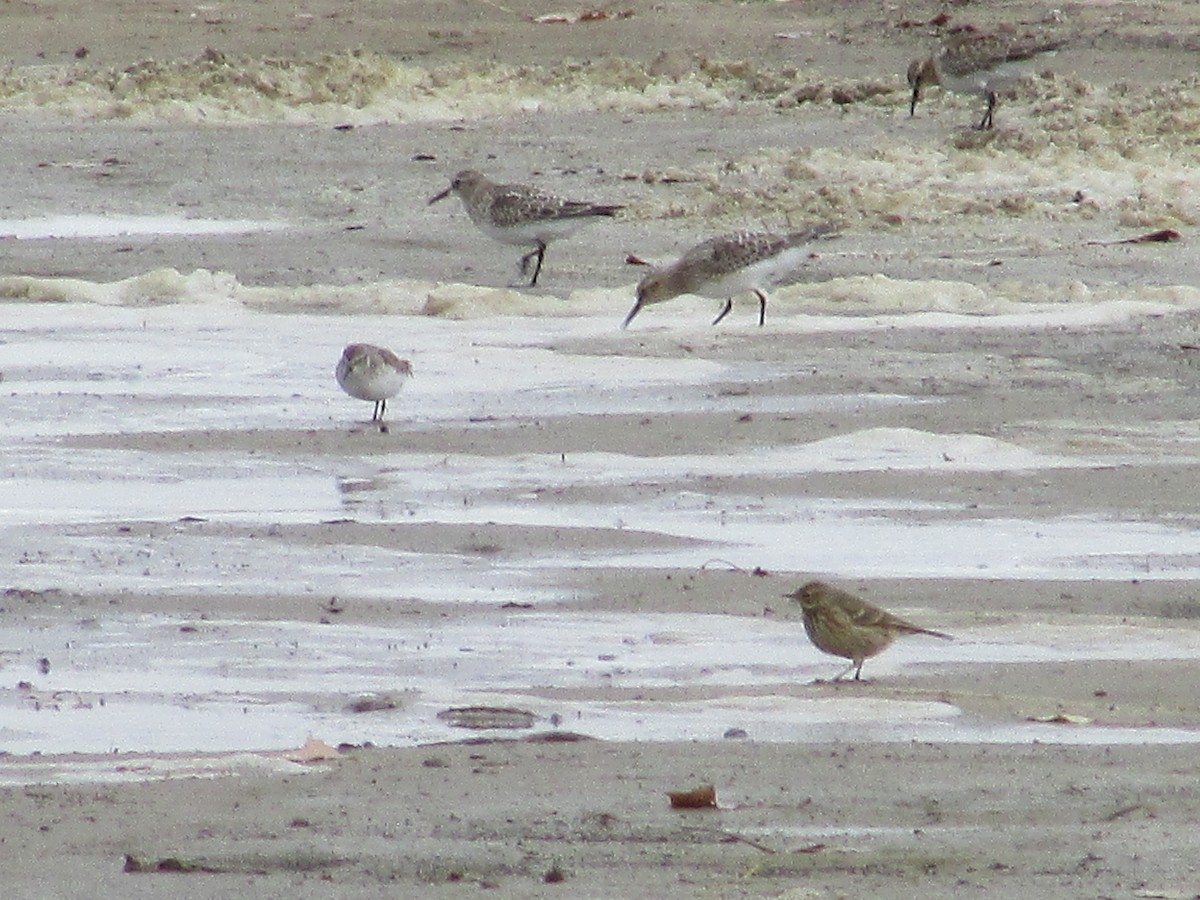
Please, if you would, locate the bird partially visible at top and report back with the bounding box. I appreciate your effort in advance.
[907,30,1065,130]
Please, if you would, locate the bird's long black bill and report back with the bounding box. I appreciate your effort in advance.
[427,187,452,205]
[621,301,643,329]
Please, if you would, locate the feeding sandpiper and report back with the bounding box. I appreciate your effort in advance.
[621,227,835,329]
[335,343,412,424]
[907,30,1064,130]
[428,169,623,287]
[784,581,952,682]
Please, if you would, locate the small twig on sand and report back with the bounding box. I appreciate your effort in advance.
[719,832,778,854]
[1085,228,1181,246]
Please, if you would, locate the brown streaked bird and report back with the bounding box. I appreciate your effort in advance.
[428,169,623,287]
[907,31,1064,130]
[784,581,952,681]
[621,226,835,329]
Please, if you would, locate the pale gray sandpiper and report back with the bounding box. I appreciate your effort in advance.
[428,169,623,287]
[621,227,835,329]
[907,31,1064,130]
[335,343,412,424]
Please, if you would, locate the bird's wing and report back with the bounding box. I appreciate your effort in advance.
[942,32,1063,76]
[684,232,787,277]
[491,186,617,225]
[486,186,554,225]
[830,586,951,639]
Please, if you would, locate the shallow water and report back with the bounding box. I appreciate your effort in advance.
[2,292,1200,767]
[5,610,1200,765]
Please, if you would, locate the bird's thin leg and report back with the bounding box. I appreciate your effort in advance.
[530,245,545,286]
[832,661,856,682]
[754,289,767,327]
[519,242,548,287]
[978,91,996,130]
[711,298,733,325]
[853,661,865,681]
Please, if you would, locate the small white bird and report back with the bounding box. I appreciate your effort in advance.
[622,227,835,329]
[907,30,1064,130]
[428,169,623,286]
[335,343,412,424]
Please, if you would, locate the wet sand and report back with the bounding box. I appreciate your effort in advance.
[3,1,1200,897]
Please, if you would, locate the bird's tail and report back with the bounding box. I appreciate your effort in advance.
[910,625,954,640]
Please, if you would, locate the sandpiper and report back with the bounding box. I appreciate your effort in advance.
[784,581,952,682]
[621,227,834,329]
[428,169,623,287]
[907,31,1064,129]
[335,343,412,424]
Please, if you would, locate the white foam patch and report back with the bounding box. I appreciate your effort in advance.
[0,268,243,307]
[4,269,1200,323]
[420,284,625,319]
[0,54,749,125]
[783,278,1200,322]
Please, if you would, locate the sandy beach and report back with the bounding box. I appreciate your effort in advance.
[2,1,1200,897]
